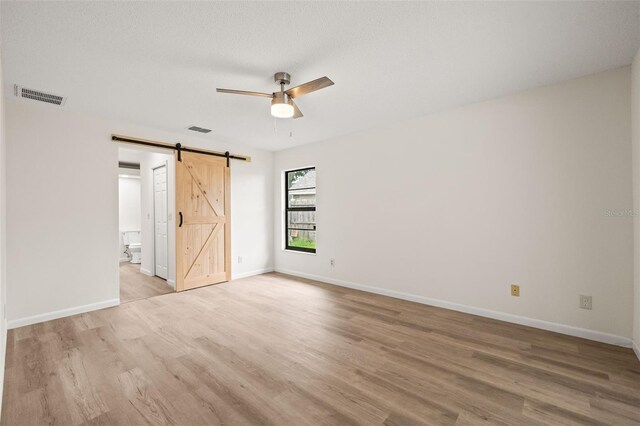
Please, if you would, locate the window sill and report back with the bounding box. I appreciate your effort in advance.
[282,249,317,256]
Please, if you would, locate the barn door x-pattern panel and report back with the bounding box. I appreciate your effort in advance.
[176,152,230,291]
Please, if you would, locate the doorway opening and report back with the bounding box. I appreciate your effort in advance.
[115,134,236,295]
[118,146,175,303]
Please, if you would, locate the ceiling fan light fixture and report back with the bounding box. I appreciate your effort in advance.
[218,72,333,120]
[271,94,294,118]
[271,102,294,118]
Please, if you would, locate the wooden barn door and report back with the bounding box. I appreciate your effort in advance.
[176,151,230,291]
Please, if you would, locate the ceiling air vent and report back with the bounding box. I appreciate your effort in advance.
[188,126,212,134]
[14,84,66,106]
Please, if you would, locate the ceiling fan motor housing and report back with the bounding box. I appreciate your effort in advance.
[272,91,290,105]
[274,72,291,85]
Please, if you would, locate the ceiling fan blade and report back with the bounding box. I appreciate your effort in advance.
[216,88,273,98]
[290,99,303,119]
[285,76,334,99]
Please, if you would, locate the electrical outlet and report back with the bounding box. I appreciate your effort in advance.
[237,256,243,264]
[330,258,335,267]
[511,284,520,297]
[580,295,592,310]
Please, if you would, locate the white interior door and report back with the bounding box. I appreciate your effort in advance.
[153,165,168,279]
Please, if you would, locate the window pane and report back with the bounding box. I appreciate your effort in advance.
[288,211,316,230]
[288,187,316,208]
[287,168,316,208]
[287,168,315,190]
[286,167,316,252]
[288,229,316,250]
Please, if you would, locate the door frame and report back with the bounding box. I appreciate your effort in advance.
[152,162,169,279]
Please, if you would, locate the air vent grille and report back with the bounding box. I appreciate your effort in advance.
[188,126,212,133]
[119,162,140,170]
[14,85,66,106]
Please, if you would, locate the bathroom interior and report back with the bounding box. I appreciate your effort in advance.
[118,147,175,303]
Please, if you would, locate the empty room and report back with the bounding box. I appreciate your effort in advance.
[0,1,640,425]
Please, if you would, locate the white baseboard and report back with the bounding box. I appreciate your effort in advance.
[140,267,153,276]
[119,258,129,263]
[633,340,640,362]
[232,267,274,280]
[166,278,176,289]
[8,298,120,329]
[275,268,632,348]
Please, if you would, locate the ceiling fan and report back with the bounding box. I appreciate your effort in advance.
[216,72,334,119]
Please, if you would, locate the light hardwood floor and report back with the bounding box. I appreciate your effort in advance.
[119,262,174,304]
[2,272,639,425]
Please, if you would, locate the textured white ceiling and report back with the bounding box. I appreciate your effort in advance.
[2,1,639,151]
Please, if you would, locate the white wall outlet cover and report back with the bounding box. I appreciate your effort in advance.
[579,295,593,310]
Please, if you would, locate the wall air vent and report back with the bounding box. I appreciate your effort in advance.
[188,126,212,134]
[118,162,140,170]
[14,84,66,106]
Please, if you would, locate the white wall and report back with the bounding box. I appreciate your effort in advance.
[5,99,274,327]
[118,167,139,176]
[118,176,141,261]
[633,49,640,355]
[274,67,633,344]
[0,27,8,416]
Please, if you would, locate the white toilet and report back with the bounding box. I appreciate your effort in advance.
[122,230,142,264]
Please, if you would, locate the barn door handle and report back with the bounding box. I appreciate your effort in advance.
[179,212,183,227]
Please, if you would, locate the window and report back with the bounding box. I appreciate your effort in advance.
[285,167,316,253]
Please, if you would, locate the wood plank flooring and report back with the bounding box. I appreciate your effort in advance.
[119,262,174,304]
[2,272,639,425]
